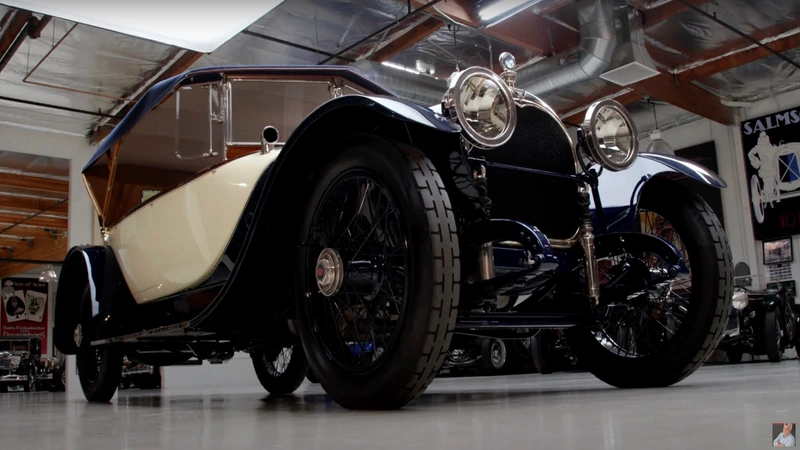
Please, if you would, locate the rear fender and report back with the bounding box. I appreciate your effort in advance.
[54,246,136,353]
[593,153,727,233]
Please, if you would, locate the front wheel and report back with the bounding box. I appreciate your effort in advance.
[296,137,460,410]
[251,344,309,394]
[76,286,123,402]
[568,177,733,388]
[481,339,507,373]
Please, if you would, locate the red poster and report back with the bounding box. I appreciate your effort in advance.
[0,277,49,351]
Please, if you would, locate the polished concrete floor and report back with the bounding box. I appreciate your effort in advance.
[2,361,798,450]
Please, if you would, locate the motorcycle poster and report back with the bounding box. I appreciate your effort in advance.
[742,106,800,240]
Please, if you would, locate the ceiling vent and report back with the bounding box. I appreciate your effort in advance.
[600,7,659,86]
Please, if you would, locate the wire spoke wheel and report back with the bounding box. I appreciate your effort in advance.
[304,171,408,373]
[594,210,692,358]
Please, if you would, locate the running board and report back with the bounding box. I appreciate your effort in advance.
[455,312,586,330]
[90,321,192,346]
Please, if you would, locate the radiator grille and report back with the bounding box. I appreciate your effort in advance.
[475,105,581,240]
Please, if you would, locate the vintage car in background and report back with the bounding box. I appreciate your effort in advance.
[719,266,797,362]
[0,336,64,392]
[119,356,161,390]
[54,52,732,410]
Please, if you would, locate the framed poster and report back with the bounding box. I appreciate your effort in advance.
[763,237,793,265]
[0,278,49,351]
[661,141,725,227]
[741,106,800,240]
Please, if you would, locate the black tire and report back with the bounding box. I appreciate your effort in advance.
[764,309,784,362]
[567,177,733,388]
[531,331,555,374]
[75,286,123,402]
[51,366,66,392]
[727,349,743,364]
[251,344,309,395]
[296,137,460,410]
[481,339,507,373]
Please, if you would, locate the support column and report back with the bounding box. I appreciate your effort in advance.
[65,155,97,400]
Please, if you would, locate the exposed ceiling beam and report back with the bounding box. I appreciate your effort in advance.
[676,31,800,84]
[0,9,32,73]
[405,0,577,56]
[370,16,444,62]
[0,194,68,215]
[90,50,204,144]
[630,73,735,125]
[0,236,66,279]
[632,0,712,28]
[0,173,68,195]
[0,212,67,230]
[0,226,66,240]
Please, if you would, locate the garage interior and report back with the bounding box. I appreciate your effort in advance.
[0,0,799,448]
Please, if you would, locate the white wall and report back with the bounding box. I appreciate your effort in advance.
[0,124,98,398]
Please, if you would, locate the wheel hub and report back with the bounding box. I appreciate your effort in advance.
[316,248,344,297]
[73,324,82,347]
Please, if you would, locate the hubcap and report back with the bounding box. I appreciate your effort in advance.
[491,340,506,369]
[316,248,343,297]
[73,324,82,347]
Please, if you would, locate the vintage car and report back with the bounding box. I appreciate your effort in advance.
[0,337,45,392]
[718,269,797,362]
[119,356,161,390]
[54,53,732,410]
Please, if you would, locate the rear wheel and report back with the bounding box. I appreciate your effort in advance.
[251,344,308,394]
[531,331,556,374]
[296,137,459,410]
[568,178,732,388]
[481,339,507,373]
[764,309,784,362]
[75,286,123,402]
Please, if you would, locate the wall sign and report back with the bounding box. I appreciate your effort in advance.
[0,277,49,351]
[742,106,800,240]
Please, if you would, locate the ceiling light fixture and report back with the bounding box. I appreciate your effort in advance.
[478,0,541,24]
[382,61,422,75]
[645,99,674,155]
[1,0,286,53]
[39,264,58,283]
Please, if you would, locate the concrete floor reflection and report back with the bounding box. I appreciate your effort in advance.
[1,362,798,450]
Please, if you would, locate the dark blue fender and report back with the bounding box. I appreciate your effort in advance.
[53,245,137,354]
[593,153,727,233]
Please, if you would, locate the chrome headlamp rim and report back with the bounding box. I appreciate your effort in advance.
[580,99,638,172]
[731,290,749,310]
[444,66,517,149]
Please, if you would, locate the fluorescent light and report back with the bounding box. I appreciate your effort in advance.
[1,0,285,53]
[382,61,422,75]
[478,0,539,22]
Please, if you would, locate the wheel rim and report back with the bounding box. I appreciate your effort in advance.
[304,170,409,373]
[266,347,293,377]
[490,340,506,369]
[77,347,102,384]
[594,209,692,358]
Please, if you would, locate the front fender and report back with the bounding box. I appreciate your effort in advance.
[591,153,727,232]
[54,245,136,353]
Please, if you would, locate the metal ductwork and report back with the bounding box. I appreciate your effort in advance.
[599,6,659,86]
[515,0,617,97]
[351,60,448,106]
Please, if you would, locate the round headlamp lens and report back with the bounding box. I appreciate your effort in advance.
[732,291,749,310]
[459,74,510,140]
[444,67,517,148]
[581,100,638,171]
